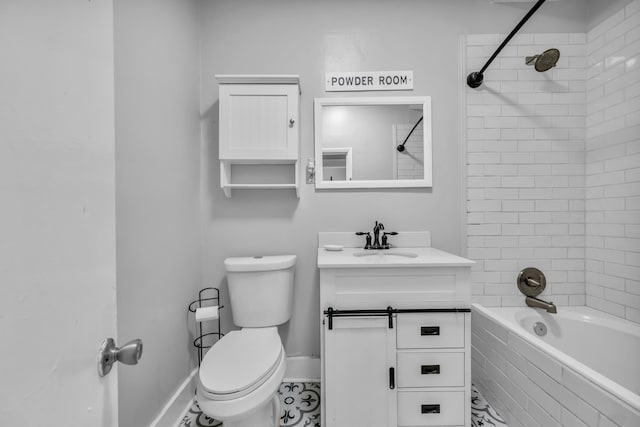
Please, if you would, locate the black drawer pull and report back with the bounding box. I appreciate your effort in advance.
[421,404,441,414]
[389,367,395,389]
[421,364,441,374]
[421,326,440,336]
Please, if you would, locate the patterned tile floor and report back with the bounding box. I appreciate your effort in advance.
[471,384,508,427]
[179,382,505,427]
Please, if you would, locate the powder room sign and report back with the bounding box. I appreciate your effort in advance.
[325,71,414,92]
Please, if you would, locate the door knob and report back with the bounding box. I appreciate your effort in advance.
[97,338,143,377]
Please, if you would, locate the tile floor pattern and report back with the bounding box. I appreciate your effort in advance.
[178,382,506,427]
[471,385,508,427]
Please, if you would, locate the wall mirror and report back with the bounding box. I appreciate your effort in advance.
[314,96,432,189]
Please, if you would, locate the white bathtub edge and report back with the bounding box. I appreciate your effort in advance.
[471,304,640,417]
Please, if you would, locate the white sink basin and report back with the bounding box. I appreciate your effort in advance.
[353,250,418,258]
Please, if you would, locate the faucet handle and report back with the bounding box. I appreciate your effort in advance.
[355,232,372,249]
[381,231,398,249]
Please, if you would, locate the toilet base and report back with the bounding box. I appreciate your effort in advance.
[222,395,279,427]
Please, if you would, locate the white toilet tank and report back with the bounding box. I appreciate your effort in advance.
[224,255,296,327]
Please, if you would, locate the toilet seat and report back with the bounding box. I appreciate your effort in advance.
[199,327,283,401]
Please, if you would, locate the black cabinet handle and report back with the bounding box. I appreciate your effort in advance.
[421,326,440,336]
[421,364,441,375]
[421,404,441,414]
[389,367,395,389]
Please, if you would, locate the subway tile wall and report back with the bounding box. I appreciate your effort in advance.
[585,2,640,323]
[465,32,588,309]
[464,0,640,322]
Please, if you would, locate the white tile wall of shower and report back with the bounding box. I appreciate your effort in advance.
[585,1,640,324]
[466,32,588,308]
[465,0,640,322]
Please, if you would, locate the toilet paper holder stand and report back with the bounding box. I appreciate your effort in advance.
[188,287,224,365]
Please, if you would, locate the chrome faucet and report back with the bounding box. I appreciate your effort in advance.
[525,296,557,313]
[517,267,557,314]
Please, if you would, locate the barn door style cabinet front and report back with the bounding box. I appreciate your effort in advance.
[317,231,474,427]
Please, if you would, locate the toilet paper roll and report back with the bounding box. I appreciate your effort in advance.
[195,306,219,322]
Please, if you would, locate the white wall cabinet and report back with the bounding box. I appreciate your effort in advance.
[318,233,473,427]
[216,74,300,197]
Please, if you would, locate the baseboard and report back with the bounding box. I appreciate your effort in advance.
[149,368,198,427]
[283,356,320,382]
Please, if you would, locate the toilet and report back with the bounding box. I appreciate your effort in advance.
[196,255,296,427]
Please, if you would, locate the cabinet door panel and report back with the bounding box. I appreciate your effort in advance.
[219,84,298,159]
[228,94,288,152]
[324,317,396,427]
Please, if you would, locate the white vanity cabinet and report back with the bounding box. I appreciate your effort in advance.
[318,232,473,427]
[216,74,300,197]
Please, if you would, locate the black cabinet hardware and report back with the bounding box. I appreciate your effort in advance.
[420,364,441,374]
[389,367,395,389]
[421,326,440,336]
[421,404,441,414]
[323,307,470,330]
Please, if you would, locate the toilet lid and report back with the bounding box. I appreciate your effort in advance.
[199,327,282,396]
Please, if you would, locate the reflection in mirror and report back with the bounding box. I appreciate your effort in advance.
[314,96,431,189]
[322,147,353,181]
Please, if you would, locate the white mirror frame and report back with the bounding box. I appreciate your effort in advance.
[314,96,432,189]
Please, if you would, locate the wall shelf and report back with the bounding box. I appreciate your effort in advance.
[219,159,299,198]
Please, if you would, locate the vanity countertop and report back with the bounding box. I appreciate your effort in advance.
[317,246,475,269]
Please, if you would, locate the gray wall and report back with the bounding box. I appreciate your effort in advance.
[200,0,589,358]
[114,0,202,425]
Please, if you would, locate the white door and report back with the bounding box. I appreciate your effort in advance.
[323,317,397,427]
[0,1,118,425]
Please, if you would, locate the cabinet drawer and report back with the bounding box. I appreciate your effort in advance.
[397,352,464,387]
[397,390,465,426]
[396,313,465,349]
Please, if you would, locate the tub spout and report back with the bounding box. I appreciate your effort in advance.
[525,296,557,313]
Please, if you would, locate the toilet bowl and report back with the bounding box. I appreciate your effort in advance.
[196,328,286,426]
[196,255,296,427]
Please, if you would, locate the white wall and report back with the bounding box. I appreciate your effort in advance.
[585,0,640,323]
[114,0,203,425]
[199,0,589,358]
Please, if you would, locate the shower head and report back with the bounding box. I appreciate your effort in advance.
[525,48,560,72]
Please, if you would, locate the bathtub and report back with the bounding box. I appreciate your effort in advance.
[471,304,640,427]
